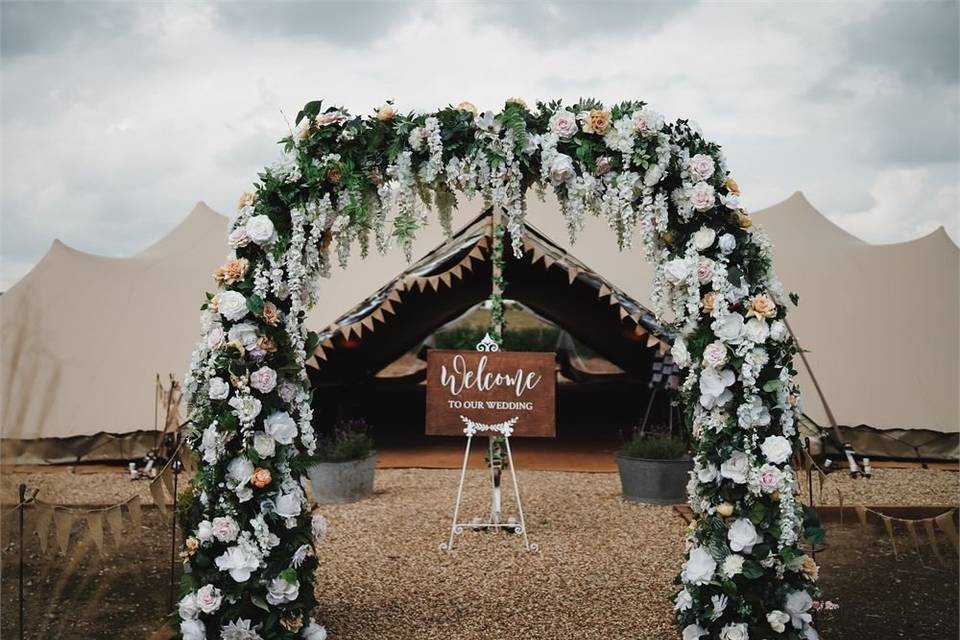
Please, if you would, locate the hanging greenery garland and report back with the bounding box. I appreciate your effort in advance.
[179,97,821,640]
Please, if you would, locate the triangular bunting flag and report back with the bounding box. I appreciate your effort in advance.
[468,246,485,261]
[105,506,124,550]
[127,497,143,539]
[935,511,959,553]
[371,308,385,324]
[439,272,452,288]
[530,246,544,265]
[386,289,402,303]
[315,348,328,361]
[461,257,475,272]
[381,299,396,315]
[855,505,868,530]
[567,268,579,284]
[321,339,334,349]
[646,334,660,348]
[477,235,490,248]
[87,512,105,556]
[161,465,176,501]
[450,264,463,280]
[32,503,54,554]
[619,306,629,320]
[882,515,898,558]
[53,509,74,554]
[923,518,945,564]
[427,276,440,292]
[598,284,611,298]
[361,316,375,331]
[542,254,555,268]
[150,479,168,518]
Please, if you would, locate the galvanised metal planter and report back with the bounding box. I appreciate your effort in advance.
[307,451,377,504]
[615,453,693,505]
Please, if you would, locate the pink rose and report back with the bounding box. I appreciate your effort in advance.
[697,257,715,285]
[690,182,716,212]
[549,109,579,139]
[689,153,716,181]
[758,463,783,493]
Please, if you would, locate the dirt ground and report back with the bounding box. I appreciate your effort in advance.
[0,469,957,639]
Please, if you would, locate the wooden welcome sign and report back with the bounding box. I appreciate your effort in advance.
[425,350,556,437]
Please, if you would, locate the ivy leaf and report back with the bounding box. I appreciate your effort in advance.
[762,379,781,393]
[789,292,800,306]
[748,502,767,525]
[742,559,765,579]
[247,294,265,317]
[251,594,271,612]
[804,526,826,546]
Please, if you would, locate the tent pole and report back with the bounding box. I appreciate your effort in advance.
[785,319,854,467]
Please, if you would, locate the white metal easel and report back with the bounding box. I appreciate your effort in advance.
[439,334,538,552]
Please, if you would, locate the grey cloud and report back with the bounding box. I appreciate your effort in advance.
[481,0,696,43]
[0,1,141,58]
[212,0,425,45]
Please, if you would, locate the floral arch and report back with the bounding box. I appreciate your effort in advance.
[179,98,821,640]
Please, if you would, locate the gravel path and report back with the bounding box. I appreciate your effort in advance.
[800,468,958,507]
[310,469,686,639]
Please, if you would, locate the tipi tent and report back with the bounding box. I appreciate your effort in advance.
[2,192,957,462]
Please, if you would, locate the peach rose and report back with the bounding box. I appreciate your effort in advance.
[214,258,249,286]
[724,177,740,195]
[326,166,342,185]
[736,211,753,229]
[262,301,280,326]
[702,291,718,313]
[716,502,735,517]
[661,231,674,246]
[185,537,199,555]
[237,191,255,210]
[281,613,304,632]
[375,102,397,123]
[251,467,272,489]
[581,109,612,135]
[257,336,277,354]
[457,101,478,119]
[801,555,819,581]
[225,339,245,356]
[747,294,777,319]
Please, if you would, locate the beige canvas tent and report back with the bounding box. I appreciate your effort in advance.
[2,192,957,462]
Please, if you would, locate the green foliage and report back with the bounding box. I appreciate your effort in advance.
[620,433,688,460]
[313,418,375,463]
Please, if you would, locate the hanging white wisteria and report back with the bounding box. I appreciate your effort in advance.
[180,97,821,640]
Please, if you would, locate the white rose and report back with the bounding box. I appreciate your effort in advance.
[206,325,225,349]
[214,545,259,582]
[743,318,770,344]
[250,366,277,394]
[712,312,745,344]
[275,492,303,519]
[302,620,328,640]
[728,517,761,553]
[674,588,693,612]
[720,191,741,210]
[720,622,749,640]
[719,233,736,255]
[180,619,206,640]
[208,377,230,401]
[682,625,707,640]
[632,108,664,134]
[767,610,790,633]
[312,512,329,542]
[211,516,240,543]
[245,215,276,245]
[682,546,716,585]
[266,575,300,605]
[178,592,200,620]
[644,164,663,186]
[227,322,258,349]
[253,432,276,458]
[720,450,750,484]
[664,257,692,286]
[196,520,214,543]
[702,341,728,368]
[761,435,792,464]
[672,338,691,368]
[757,463,784,493]
[689,153,716,181]
[548,109,579,139]
[690,182,716,212]
[722,553,745,577]
[769,320,788,342]
[264,411,298,445]
[196,584,222,614]
[227,227,250,249]
[692,226,716,250]
[785,590,814,629]
[549,153,576,186]
[697,462,719,483]
[217,291,248,322]
[699,367,735,409]
[227,456,254,486]
[697,257,715,285]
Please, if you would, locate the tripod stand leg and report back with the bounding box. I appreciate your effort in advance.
[441,434,473,551]
[503,435,537,552]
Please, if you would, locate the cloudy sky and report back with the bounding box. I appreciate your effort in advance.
[2,0,957,289]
